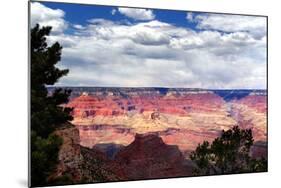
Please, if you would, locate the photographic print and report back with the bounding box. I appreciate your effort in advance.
[29,1,268,187]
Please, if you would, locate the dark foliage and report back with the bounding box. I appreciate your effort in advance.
[30,24,72,186]
[190,126,267,175]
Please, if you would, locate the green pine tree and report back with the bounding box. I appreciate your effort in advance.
[190,126,267,175]
[30,24,72,186]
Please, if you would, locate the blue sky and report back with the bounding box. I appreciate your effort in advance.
[41,1,199,31]
[30,1,267,89]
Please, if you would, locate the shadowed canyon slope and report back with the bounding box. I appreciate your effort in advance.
[49,123,127,183]
[115,133,192,179]
[50,124,192,183]
[55,87,267,158]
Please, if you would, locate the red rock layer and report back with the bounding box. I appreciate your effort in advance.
[160,129,219,152]
[234,95,267,113]
[49,123,127,184]
[231,95,267,142]
[78,125,134,149]
[115,133,192,179]
[65,92,267,159]
[66,93,226,118]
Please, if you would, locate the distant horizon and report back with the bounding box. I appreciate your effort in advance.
[47,85,267,90]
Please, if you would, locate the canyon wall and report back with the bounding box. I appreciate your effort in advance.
[49,123,127,184]
[61,88,267,159]
[49,124,192,184]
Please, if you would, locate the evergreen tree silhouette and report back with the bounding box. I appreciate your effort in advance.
[190,126,267,175]
[30,24,72,186]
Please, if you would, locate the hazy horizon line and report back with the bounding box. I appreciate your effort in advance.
[47,85,267,90]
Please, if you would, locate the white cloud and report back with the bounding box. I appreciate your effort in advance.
[191,13,266,39]
[118,7,155,21]
[111,9,117,15]
[31,3,266,89]
[30,2,67,34]
[72,24,85,30]
[186,12,194,22]
[51,19,266,89]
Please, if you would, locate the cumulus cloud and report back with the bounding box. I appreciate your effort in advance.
[30,2,67,34]
[118,7,155,20]
[191,13,267,39]
[186,12,194,22]
[72,24,85,30]
[111,9,117,15]
[55,20,265,89]
[31,3,267,89]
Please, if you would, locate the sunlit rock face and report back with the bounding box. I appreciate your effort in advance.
[229,92,267,158]
[230,92,267,142]
[62,88,267,159]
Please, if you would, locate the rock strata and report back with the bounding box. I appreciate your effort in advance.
[115,133,192,179]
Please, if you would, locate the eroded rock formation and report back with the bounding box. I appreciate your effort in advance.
[62,89,267,159]
[49,123,126,184]
[115,133,192,179]
[49,125,193,183]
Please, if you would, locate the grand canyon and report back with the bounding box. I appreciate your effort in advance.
[30,3,268,186]
[47,87,267,182]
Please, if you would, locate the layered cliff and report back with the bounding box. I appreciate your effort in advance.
[115,133,192,179]
[230,92,267,142]
[230,92,267,158]
[49,123,126,185]
[63,88,267,159]
[49,125,193,183]
[65,91,235,154]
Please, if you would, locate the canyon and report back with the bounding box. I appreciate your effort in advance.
[58,87,267,159]
[49,123,193,184]
[48,87,267,183]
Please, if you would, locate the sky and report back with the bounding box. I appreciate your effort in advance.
[30,1,267,89]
